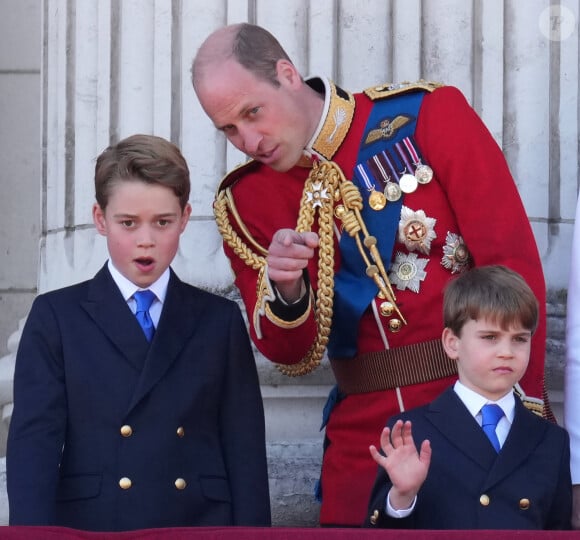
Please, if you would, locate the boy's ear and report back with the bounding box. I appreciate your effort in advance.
[93,203,107,236]
[179,203,192,232]
[441,327,460,360]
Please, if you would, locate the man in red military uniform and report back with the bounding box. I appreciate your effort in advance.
[192,23,550,527]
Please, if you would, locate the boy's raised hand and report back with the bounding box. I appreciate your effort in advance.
[369,419,432,510]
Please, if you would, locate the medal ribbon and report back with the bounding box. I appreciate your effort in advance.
[329,90,427,358]
[380,149,402,180]
[395,140,416,174]
[371,152,394,184]
[402,136,422,167]
[355,163,377,192]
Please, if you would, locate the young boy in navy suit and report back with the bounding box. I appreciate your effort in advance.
[364,265,571,530]
[7,134,271,531]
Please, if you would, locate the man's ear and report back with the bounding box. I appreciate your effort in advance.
[93,203,107,236]
[442,327,460,359]
[276,59,301,88]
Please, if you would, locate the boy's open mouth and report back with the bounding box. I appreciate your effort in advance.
[135,257,154,269]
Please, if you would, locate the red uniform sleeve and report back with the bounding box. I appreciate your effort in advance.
[218,168,320,365]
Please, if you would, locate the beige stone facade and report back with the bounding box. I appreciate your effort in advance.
[0,0,578,527]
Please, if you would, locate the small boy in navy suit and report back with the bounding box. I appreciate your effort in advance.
[7,134,271,531]
[364,265,571,530]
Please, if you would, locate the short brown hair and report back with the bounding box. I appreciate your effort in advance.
[191,23,293,90]
[443,265,539,336]
[94,134,190,210]
[232,23,292,86]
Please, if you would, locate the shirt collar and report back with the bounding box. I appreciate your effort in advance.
[107,260,170,304]
[454,380,516,424]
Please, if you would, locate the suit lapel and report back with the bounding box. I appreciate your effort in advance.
[127,271,207,411]
[426,388,498,470]
[81,264,150,371]
[481,398,547,490]
[428,389,548,490]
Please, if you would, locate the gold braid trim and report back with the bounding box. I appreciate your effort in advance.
[215,160,399,377]
[214,188,266,271]
[513,383,545,418]
[275,161,340,376]
[265,290,313,330]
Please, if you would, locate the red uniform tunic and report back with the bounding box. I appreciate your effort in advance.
[215,82,548,526]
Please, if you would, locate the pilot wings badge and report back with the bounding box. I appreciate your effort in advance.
[364,115,412,144]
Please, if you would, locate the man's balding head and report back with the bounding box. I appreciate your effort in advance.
[191,23,294,92]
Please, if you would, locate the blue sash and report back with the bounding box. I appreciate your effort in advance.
[327,91,426,358]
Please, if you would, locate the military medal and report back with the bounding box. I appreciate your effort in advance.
[415,163,433,184]
[368,189,387,210]
[396,136,433,185]
[369,151,403,202]
[399,172,418,193]
[355,162,387,211]
[385,181,402,201]
[369,153,397,203]
[395,140,419,194]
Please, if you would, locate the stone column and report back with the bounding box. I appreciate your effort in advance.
[0,0,576,527]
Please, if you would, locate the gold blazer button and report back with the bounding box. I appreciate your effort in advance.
[175,478,187,490]
[119,477,132,490]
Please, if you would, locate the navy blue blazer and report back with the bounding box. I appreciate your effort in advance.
[364,386,571,530]
[7,264,271,531]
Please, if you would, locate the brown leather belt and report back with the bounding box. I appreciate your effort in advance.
[329,339,457,394]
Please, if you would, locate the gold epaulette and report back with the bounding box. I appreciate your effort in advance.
[216,158,261,194]
[513,383,545,418]
[364,79,445,101]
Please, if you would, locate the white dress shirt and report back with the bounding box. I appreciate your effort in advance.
[107,260,169,328]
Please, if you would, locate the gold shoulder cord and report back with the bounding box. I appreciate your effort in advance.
[214,160,402,377]
[214,188,266,270]
[213,162,339,377]
[276,161,339,376]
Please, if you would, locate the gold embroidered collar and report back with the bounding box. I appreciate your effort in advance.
[303,77,355,161]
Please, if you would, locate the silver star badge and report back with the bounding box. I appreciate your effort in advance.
[389,252,429,293]
[441,231,471,274]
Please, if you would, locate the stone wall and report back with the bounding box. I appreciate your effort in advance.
[0,0,577,529]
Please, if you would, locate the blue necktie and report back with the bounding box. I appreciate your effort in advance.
[133,290,156,341]
[481,403,504,452]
